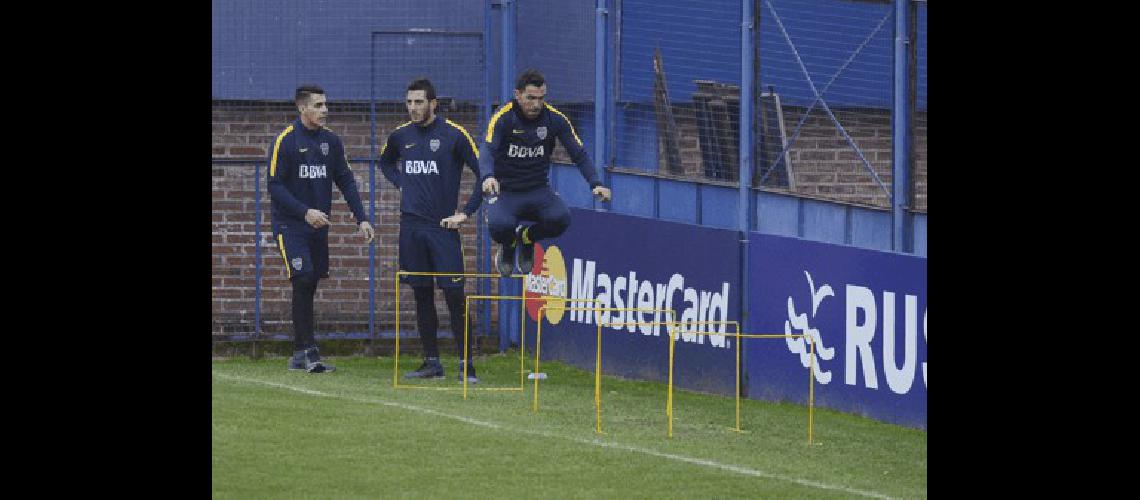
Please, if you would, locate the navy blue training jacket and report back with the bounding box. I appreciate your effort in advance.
[266,119,368,230]
[378,116,482,225]
[478,100,601,192]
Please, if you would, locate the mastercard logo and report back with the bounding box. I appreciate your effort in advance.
[524,243,568,324]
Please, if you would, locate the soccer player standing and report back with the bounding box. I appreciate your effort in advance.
[379,78,483,383]
[480,69,612,276]
[268,84,375,373]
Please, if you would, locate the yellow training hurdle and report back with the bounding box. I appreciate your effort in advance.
[393,271,527,393]
[460,294,544,399]
[533,305,678,436]
[392,272,818,445]
[667,325,817,445]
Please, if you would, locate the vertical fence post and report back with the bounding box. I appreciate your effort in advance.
[498,0,517,353]
[254,161,262,359]
[595,0,609,212]
[368,158,376,354]
[891,0,911,253]
[481,0,493,344]
[738,0,756,397]
[369,36,379,354]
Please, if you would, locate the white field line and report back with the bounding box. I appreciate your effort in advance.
[213,372,896,500]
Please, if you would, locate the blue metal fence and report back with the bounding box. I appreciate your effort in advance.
[213,156,492,343]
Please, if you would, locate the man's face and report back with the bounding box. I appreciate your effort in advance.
[514,84,546,119]
[406,90,436,124]
[299,93,328,128]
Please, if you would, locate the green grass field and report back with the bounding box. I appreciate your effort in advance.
[212,351,926,499]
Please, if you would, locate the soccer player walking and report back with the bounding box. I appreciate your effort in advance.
[268,84,376,373]
[480,69,612,276]
[379,78,484,383]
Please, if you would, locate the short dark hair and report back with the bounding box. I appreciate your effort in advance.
[406,78,437,101]
[515,69,545,91]
[295,84,325,105]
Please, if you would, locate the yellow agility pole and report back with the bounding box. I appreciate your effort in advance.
[808,333,815,445]
[670,329,816,445]
[393,271,525,390]
[738,334,820,444]
[659,321,740,438]
[530,299,602,414]
[602,319,686,438]
[534,306,678,436]
[461,295,540,400]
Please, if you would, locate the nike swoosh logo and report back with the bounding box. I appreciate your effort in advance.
[405,144,415,149]
[299,148,308,152]
[451,277,463,282]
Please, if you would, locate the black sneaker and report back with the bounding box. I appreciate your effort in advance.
[494,240,516,276]
[516,225,535,273]
[457,359,479,384]
[404,358,445,379]
[304,347,336,373]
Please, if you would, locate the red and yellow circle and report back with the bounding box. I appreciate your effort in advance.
[525,244,568,324]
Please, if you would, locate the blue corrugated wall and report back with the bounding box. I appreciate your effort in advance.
[212,0,926,109]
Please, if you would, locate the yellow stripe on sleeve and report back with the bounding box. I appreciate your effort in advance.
[277,234,292,279]
[446,119,480,159]
[484,102,514,143]
[544,103,582,146]
[269,125,294,177]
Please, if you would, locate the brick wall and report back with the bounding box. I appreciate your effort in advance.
[212,100,927,339]
[655,104,928,210]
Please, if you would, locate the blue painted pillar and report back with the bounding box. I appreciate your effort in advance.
[367,158,376,350]
[891,0,911,252]
[738,0,755,396]
[595,0,609,211]
[501,0,516,102]
[368,36,378,351]
[254,162,262,345]
[739,0,754,231]
[498,0,518,352]
[481,0,493,345]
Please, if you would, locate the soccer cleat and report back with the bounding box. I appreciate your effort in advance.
[403,358,445,379]
[516,225,535,273]
[457,359,479,384]
[494,240,516,276]
[304,347,336,373]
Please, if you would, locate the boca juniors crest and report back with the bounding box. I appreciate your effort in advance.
[320,142,329,155]
[430,139,440,152]
[536,126,547,140]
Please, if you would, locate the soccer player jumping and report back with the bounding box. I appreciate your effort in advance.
[480,69,612,276]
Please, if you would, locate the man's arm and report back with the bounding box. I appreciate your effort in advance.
[478,121,504,185]
[454,123,483,216]
[479,102,512,194]
[266,129,310,218]
[552,108,611,202]
[551,107,602,188]
[331,142,368,225]
[331,141,375,242]
[378,132,401,188]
